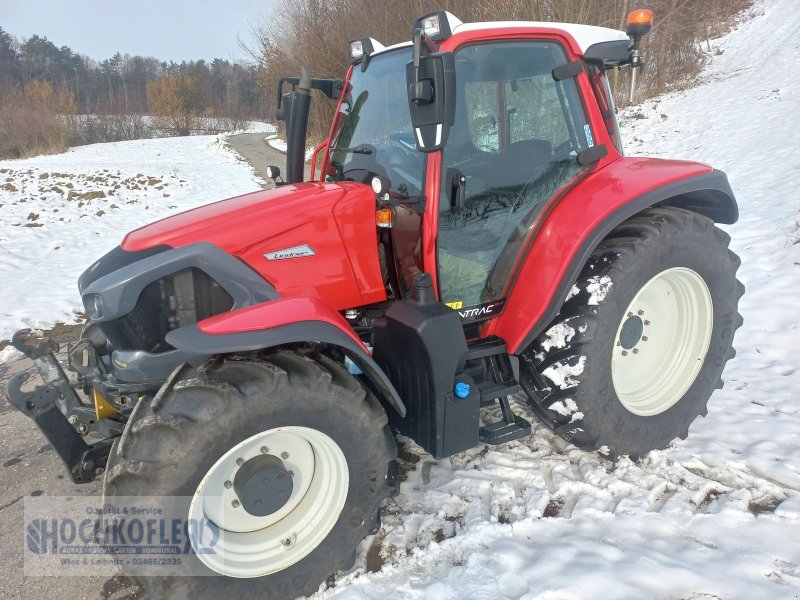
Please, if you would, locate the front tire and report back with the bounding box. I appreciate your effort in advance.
[104,349,395,599]
[520,208,743,458]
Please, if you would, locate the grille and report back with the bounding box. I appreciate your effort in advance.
[99,268,233,353]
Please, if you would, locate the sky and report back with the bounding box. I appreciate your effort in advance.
[1,0,279,63]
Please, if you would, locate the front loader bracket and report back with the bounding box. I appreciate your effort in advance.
[4,329,117,484]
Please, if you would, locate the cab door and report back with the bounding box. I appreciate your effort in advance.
[436,41,595,318]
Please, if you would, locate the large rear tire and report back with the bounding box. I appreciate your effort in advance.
[103,349,395,599]
[519,208,743,459]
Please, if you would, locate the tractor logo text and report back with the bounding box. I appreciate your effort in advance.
[450,299,506,321]
[265,244,316,260]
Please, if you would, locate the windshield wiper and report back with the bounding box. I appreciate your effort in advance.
[334,146,373,155]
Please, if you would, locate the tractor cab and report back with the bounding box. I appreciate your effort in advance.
[276,11,631,318]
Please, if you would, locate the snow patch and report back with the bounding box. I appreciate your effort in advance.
[586,275,613,305]
[542,356,586,389]
[565,284,580,301]
[0,345,23,364]
[540,322,576,352]
[548,397,579,416]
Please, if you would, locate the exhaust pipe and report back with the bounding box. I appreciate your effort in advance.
[285,67,311,184]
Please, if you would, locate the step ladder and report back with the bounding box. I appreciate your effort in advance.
[465,337,531,445]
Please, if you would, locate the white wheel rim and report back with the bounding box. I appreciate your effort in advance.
[188,426,349,578]
[611,267,713,416]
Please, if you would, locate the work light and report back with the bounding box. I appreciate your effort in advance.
[412,11,462,42]
[348,38,384,64]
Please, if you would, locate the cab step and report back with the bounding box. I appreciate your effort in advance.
[464,341,531,446]
[479,396,532,445]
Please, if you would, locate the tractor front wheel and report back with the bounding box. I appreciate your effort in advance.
[520,207,743,459]
[103,350,395,599]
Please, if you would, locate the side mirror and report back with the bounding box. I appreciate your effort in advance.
[406,44,455,152]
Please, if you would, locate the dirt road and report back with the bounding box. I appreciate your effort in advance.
[227,133,311,183]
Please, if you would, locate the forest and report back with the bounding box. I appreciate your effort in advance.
[0,27,266,158]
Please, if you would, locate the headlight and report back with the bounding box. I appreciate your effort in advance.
[86,293,104,320]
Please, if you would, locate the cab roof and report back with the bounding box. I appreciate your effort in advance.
[372,21,629,59]
[453,22,630,53]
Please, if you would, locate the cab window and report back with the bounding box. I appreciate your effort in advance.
[438,41,593,310]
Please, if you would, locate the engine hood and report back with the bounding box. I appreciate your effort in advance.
[122,181,387,309]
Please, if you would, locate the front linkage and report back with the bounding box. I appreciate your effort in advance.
[5,329,120,483]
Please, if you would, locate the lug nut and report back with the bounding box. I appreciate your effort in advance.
[622,350,628,356]
[281,452,289,459]
[633,348,640,354]
[638,310,644,316]
[232,499,240,508]
[289,471,294,478]
[616,341,621,346]
[644,320,651,326]
[260,446,269,454]
[236,458,245,466]
[281,537,293,547]
[224,480,232,489]
[642,336,648,342]
[627,311,633,317]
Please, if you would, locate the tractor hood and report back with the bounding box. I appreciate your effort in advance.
[121,181,387,309]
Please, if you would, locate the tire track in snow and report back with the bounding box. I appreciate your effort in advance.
[374,396,796,564]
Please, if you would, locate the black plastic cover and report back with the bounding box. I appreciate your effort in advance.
[372,273,473,458]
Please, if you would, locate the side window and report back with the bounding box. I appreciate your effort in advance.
[464,82,499,153]
[438,41,593,310]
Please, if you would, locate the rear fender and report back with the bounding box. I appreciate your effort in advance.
[486,162,738,354]
[166,297,406,417]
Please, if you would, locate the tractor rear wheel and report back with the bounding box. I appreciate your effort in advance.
[103,349,395,599]
[519,207,743,459]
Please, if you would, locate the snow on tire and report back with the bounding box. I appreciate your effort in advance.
[103,349,396,600]
[519,207,744,459]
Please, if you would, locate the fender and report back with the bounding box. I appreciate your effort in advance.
[166,297,406,417]
[485,160,738,354]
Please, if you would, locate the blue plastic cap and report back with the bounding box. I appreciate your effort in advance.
[454,382,471,399]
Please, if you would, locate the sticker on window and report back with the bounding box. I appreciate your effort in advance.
[584,124,594,148]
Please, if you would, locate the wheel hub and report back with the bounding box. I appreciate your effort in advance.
[618,314,644,349]
[233,454,293,517]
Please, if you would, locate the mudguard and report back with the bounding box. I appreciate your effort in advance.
[166,297,406,417]
[485,162,738,354]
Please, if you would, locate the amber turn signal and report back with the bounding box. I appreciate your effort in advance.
[376,208,393,228]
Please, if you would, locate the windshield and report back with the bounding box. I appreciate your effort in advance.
[329,48,425,201]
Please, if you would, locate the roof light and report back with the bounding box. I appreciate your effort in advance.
[349,40,364,61]
[412,11,462,42]
[422,15,441,38]
[348,37,385,64]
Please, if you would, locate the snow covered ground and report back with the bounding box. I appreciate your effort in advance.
[0,127,273,341]
[0,1,798,598]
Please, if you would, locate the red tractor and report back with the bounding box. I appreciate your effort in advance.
[7,9,741,599]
